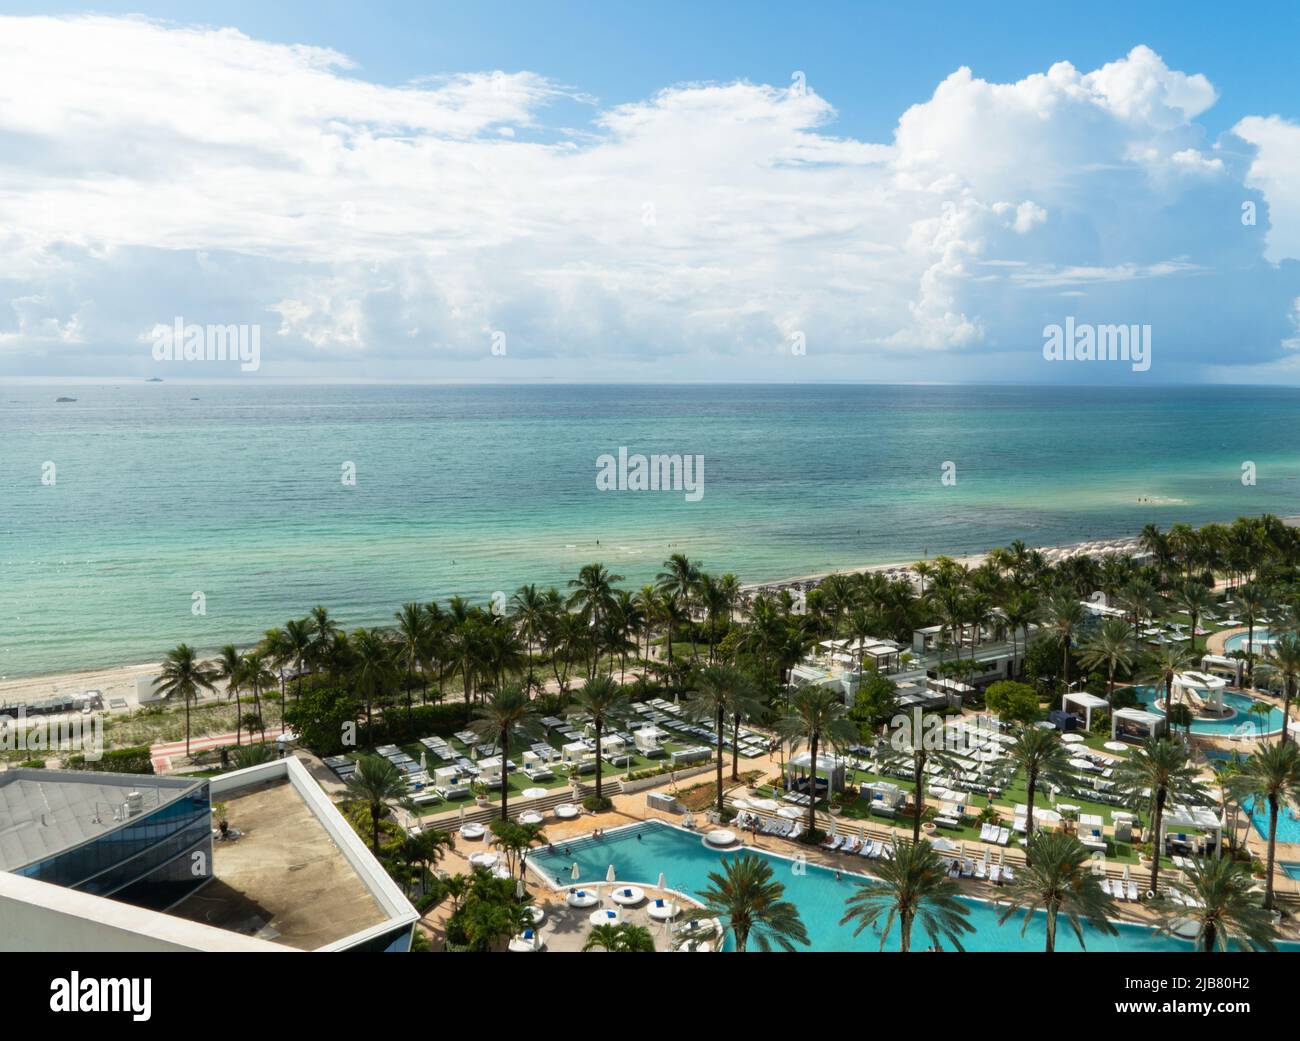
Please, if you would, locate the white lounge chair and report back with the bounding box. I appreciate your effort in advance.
[1127,881,1139,901]
[989,864,1002,884]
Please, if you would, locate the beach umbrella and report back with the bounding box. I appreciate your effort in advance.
[657,871,666,891]
[606,864,617,884]
[458,805,464,822]
[981,847,990,872]
[1122,864,1130,883]
[998,847,1005,867]
[571,862,580,881]
[516,879,526,900]
[420,751,427,771]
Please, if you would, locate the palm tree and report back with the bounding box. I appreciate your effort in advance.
[345,755,410,856]
[1227,741,1300,911]
[1154,856,1277,952]
[582,922,657,952]
[997,831,1118,951]
[567,563,624,676]
[213,645,245,747]
[1174,580,1217,653]
[698,853,808,952]
[1235,583,1275,688]
[1000,726,1074,861]
[283,616,314,706]
[471,685,542,821]
[394,602,430,720]
[776,686,857,838]
[840,839,973,952]
[1077,617,1137,709]
[878,727,962,844]
[1265,632,1300,746]
[510,583,548,693]
[656,554,700,660]
[1114,737,1207,897]
[687,665,762,817]
[308,605,342,680]
[1146,643,1196,718]
[155,644,218,757]
[1040,593,1085,693]
[350,627,396,732]
[567,675,630,808]
[240,651,276,739]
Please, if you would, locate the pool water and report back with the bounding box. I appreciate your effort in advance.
[1244,798,1300,844]
[1223,628,1277,654]
[530,820,1202,952]
[1283,864,1300,881]
[1130,684,1283,737]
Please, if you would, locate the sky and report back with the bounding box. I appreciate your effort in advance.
[0,1,1298,384]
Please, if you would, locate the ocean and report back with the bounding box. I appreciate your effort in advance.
[2,382,1298,678]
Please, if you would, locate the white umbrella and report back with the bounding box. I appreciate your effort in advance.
[998,846,1005,867]
[458,805,465,822]
[516,879,526,899]
[981,848,990,871]
[1122,864,1130,883]
[420,751,427,771]
[570,862,580,881]
[606,864,617,884]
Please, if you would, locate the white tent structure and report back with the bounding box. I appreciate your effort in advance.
[783,751,846,794]
[1112,707,1166,743]
[1161,804,1225,858]
[1062,692,1108,731]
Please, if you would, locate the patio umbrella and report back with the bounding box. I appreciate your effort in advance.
[571,862,580,881]
[606,864,617,883]
[657,872,666,891]
[420,751,427,771]
[998,847,1005,867]
[1122,864,1130,883]
[458,805,465,822]
[981,848,990,872]
[516,879,526,899]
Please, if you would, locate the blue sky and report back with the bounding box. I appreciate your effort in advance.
[0,3,1298,382]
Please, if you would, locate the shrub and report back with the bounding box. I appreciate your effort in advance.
[66,746,153,774]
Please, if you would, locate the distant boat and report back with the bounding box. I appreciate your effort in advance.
[146,377,163,382]
[55,396,76,402]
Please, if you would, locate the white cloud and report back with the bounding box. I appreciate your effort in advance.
[0,19,1295,381]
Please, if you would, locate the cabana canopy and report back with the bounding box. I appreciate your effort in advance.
[1062,692,1108,730]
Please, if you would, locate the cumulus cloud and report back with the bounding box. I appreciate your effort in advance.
[0,18,1296,382]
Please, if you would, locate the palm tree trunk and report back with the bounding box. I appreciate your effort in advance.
[1045,908,1056,953]
[1283,679,1294,747]
[185,693,192,757]
[731,714,741,781]
[807,729,819,838]
[1149,789,1166,896]
[371,804,381,855]
[1265,797,1279,910]
[500,727,511,822]
[235,689,242,747]
[594,719,604,805]
[715,708,725,817]
[899,911,912,953]
[912,756,924,843]
[1024,772,1037,863]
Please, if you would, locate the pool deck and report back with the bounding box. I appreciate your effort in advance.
[418,748,1300,948]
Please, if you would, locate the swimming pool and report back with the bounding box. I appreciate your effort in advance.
[1282,863,1300,881]
[1131,684,1283,736]
[1222,628,1278,654]
[1245,797,1300,844]
[529,820,1202,952]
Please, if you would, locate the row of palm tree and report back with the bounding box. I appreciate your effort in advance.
[698,828,1277,954]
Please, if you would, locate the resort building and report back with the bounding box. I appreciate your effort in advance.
[0,756,417,952]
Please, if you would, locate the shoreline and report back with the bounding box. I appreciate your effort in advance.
[7,516,1299,704]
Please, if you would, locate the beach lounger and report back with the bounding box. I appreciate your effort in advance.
[1127,881,1139,901]
[961,858,975,877]
[974,860,986,880]
[840,836,861,854]
[1100,878,1113,896]
[979,822,995,842]
[989,864,1002,884]
[996,827,1010,845]
[822,834,844,851]
[1113,880,1126,901]
[1002,865,1015,883]
[948,859,961,878]
[859,839,875,857]
[786,824,804,841]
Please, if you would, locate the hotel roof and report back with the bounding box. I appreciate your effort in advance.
[0,768,202,872]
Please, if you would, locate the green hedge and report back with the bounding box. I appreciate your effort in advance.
[66,746,154,775]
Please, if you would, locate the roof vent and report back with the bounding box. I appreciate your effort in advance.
[126,791,144,817]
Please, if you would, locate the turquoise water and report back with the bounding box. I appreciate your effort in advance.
[1132,684,1283,736]
[7,382,1300,677]
[1223,628,1279,653]
[1283,864,1300,881]
[530,820,1197,952]
[1245,798,1300,844]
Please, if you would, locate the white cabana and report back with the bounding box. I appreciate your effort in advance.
[1062,692,1108,731]
[1200,653,1245,687]
[1112,707,1167,743]
[861,780,905,811]
[784,751,846,794]
[633,726,667,756]
[1161,804,1225,858]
